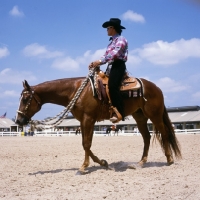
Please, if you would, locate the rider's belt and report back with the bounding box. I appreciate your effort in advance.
[106,59,125,75]
[112,59,125,64]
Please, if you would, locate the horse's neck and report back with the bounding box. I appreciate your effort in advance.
[33,78,84,106]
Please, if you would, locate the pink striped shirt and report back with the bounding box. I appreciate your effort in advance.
[100,34,128,64]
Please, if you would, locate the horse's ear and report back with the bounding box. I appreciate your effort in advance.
[23,80,31,90]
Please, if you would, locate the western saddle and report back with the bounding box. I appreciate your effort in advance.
[92,68,141,123]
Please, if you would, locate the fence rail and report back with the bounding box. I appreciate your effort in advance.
[1,129,200,137]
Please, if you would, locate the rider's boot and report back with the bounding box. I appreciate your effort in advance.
[109,106,122,123]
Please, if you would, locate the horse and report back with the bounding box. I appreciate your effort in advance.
[106,127,112,136]
[15,76,182,174]
[106,125,115,136]
[75,127,81,135]
[114,127,121,136]
[106,125,120,136]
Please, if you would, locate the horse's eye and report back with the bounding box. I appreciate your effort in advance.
[22,94,30,103]
[22,98,28,104]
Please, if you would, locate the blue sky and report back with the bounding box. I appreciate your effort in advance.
[0,0,200,120]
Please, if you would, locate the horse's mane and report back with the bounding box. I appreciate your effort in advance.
[33,77,86,87]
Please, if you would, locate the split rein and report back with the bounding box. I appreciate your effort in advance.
[29,69,95,130]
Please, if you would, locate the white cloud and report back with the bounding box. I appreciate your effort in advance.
[188,73,200,83]
[192,91,200,99]
[77,49,106,64]
[0,90,19,98]
[122,10,145,23]
[127,50,142,66]
[52,57,79,71]
[9,5,24,17]
[0,68,37,84]
[52,48,105,71]
[137,38,200,65]
[51,47,142,72]
[155,77,189,93]
[0,47,10,58]
[23,43,64,59]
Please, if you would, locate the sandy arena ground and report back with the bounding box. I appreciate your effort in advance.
[0,134,200,200]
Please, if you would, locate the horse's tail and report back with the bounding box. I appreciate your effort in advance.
[154,106,182,159]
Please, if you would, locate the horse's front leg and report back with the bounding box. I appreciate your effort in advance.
[78,118,108,174]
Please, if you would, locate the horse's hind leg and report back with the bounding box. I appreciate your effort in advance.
[132,110,151,167]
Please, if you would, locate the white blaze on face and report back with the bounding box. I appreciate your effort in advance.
[15,95,23,122]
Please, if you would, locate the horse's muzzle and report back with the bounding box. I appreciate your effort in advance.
[15,117,29,126]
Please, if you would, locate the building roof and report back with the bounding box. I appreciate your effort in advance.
[0,118,17,128]
[167,105,200,112]
[55,110,200,127]
[168,110,200,123]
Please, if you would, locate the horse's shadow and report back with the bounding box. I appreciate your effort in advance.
[28,168,78,175]
[102,161,168,172]
[28,161,169,175]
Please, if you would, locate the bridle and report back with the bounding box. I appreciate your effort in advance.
[17,89,41,120]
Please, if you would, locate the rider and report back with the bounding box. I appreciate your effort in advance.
[89,18,128,123]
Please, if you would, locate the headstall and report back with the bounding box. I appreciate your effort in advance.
[17,89,41,120]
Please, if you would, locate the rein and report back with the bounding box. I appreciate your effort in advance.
[29,68,95,130]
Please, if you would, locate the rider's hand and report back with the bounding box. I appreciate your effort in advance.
[88,60,101,69]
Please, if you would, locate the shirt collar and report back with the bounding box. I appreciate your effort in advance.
[110,34,120,41]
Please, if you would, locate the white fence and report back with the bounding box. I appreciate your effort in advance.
[0,132,20,137]
[1,129,200,137]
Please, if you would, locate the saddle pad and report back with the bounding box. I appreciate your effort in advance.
[120,80,141,91]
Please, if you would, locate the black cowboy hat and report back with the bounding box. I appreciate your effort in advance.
[102,18,126,29]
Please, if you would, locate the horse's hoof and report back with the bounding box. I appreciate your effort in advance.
[128,164,137,169]
[128,165,136,169]
[101,160,113,170]
[167,161,174,166]
[167,157,174,165]
[136,163,143,168]
[128,162,144,169]
[75,170,88,175]
[101,159,109,168]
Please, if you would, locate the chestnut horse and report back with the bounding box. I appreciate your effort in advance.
[106,126,121,136]
[15,77,181,174]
